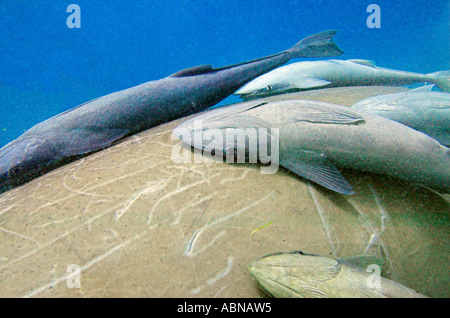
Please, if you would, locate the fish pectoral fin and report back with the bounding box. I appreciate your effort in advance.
[61,126,130,156]
[286,282,328,298]
[292,101,365,124]
[280,148,355,195]
[409,84,435,93]
[291,77,332,89]
[347,59,376,67]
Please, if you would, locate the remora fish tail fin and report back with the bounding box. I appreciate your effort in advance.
[286,30,344,59]
[427,70,450,92]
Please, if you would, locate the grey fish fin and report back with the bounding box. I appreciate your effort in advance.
[427,70,450,92]
[280,148,355,195]
[338,254,386,272]
[291,77,332,89]
[286,30,344,58]
[347,59,376,67]
[61,126,130,156]
[286,281,328,298]
[169,65,213,77]
[409,84,435,93]
[292,101,365,124]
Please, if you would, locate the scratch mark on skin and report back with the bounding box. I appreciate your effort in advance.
[190,256,234,295]
[219,168,253,184]
[368,184,396,280]
[0,202,122,270]
[0,203,24,216]
[183,192,273,257]
[0,227,40,245]
[23,230,147,298]
[369,184,390,233]
[306,182,338,258]
[34,214,85,228]
[28,165,161,216]
[147,177,212,225]
[185,230,226,257]
[62,163,161,197]
[29,183,42,196]
[345,183,397,280]
[28,194,80,216]
[213,285,229,297]
[0,191,18,205]
[172,193,215,226]
[115,178,173,220]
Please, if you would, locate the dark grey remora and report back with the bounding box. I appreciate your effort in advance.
[174,99,450,195]
[0,30,343,193]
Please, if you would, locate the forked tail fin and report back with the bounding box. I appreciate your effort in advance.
[427,70,450,92]
[286,30,344,59]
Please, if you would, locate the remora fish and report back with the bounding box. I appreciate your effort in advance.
[352,85,450,146]
[234,59,450,98]
[0,30,343,193]
[174,99,450,195]
[248,252,427,298]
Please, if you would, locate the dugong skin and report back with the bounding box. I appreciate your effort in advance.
[0,87,448,298]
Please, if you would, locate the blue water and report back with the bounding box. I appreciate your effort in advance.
[1,0,449,147]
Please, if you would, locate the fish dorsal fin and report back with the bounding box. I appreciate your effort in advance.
[291,101,365,124]
[169,65,214,77]
[348,59,376,67]
[409,84,435,93]
[280,148,355,195]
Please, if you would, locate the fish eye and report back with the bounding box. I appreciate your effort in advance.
[266,85,273,91]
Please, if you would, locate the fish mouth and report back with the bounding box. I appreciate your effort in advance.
[235,90,267,99]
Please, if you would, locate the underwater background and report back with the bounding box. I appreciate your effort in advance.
[0,0,449,148]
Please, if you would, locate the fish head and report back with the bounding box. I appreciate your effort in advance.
[173,106,234,150]
[173,110,249,159]
[234,69,293,98]
[173,101,276,162]
[0,136,58,187]
[352,92,408,112]
[236,82,292,98]
[352,96,387,111]
[249,252,341,298]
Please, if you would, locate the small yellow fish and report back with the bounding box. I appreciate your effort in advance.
[250,221,273,236]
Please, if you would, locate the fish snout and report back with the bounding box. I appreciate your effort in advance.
[0,137,58,181]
